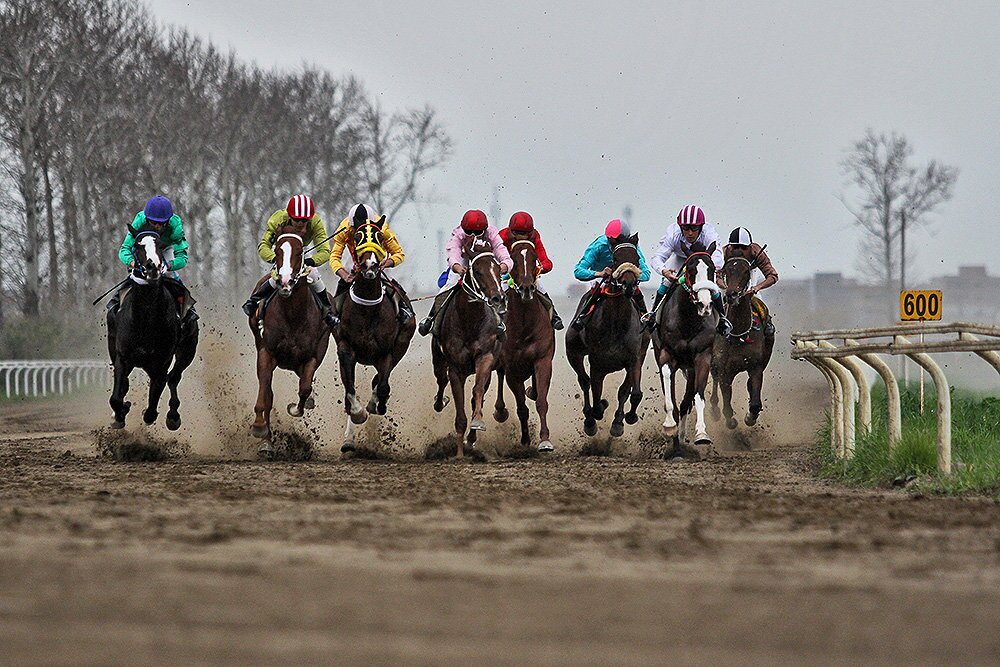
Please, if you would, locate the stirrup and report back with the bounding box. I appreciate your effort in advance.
[551,314,564,330]
[242,299,257,317]
[418,317,433,337]
[570,317,585,331]
[717,317,733,337]
[325,312,340,328]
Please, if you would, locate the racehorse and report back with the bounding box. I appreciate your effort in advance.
[333,216,416,453]
[709,255,775,428]
[249,220,330,456]
[107,229,198,430]
[565,233,650,438]
[493,237,556,452]
[651,243,720,456]
[431,234,507,457]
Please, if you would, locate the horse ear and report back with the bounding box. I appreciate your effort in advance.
[707,241,717,255]
[353,207,368,226]
[374,215,386,228]
[628,233,639,245]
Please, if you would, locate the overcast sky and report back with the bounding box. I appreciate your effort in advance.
[151,0,1000,289]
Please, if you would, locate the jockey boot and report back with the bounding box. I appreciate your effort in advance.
[316,290,339,328]
[181,305,199,334]
[536,291,564,330]
[642,287,669,330]
[243,281,275,317]
[764,318,775,337]
[419,289,452,336]
[107,290,122,314]
[711,292,732,336]
[570,290,597,331]
[396,294,415,323]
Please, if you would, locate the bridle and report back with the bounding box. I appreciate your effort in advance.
[509,238,539,294]
[274,232,307,289]
[609,241,640,294]
[129,230,165,284]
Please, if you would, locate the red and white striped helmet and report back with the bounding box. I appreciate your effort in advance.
[676,204,706,227]
[286,194,315,220]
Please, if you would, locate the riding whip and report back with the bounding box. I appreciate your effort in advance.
[748,243,768,269]
[92,276,131,305]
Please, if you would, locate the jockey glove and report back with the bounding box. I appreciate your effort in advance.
[304,258,316,267]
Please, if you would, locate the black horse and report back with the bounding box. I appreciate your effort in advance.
[565,234,651,438]
[107,229,198,429]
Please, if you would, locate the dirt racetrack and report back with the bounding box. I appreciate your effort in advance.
[2,390,1000,664]
[2,302,1000,664]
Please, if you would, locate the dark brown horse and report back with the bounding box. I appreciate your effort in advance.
[249,222,330,456]
[493,237,556,452]
[334,218,416,453]
[431,234,507,457]
[709,255,775,428]
[566,234,650,438]
[651,244,720,455]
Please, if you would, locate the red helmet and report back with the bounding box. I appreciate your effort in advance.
[509,211,534,232]
[676,204,706,226]
[286,194,315,220]
[461,209,488,233]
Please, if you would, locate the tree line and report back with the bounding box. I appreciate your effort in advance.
[0,0,451,325]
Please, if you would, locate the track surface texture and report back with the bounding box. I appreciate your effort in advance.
[1,395,999,665]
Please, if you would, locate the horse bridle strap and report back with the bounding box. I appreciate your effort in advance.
[349,284,385,306]
[462,251,501,305]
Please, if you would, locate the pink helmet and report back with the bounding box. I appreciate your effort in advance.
[676,204,706,227]
[605,218,632,239]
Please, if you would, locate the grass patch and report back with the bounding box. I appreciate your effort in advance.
[815,382,1000,496]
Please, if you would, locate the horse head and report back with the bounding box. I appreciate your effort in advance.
[353,215,388,281]
[129,227,165,283]
[273,223,304,297]
[720,256,752,306]
[508,233,539,301]
[682,241,720,317]
[462,234,507,317]
[609,233,641,294]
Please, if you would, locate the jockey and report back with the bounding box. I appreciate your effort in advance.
[645,204,731,335]
[109,195,198,331]
[569,218,650,331]
[724,226,778,336]
[327,202,414,326]
[241,194,336,327]
[418,209,512,337]
[498,211,564,330]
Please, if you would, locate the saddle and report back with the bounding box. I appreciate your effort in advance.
[121,276,195,318]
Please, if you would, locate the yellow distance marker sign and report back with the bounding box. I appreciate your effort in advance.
[900,290,942,321]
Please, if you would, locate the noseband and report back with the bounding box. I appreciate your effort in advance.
[275,232,307,287]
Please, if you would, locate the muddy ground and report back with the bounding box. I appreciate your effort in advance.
[1,392,998,665]
[2,303,999,664]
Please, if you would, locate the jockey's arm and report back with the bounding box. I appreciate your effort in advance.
[305,216,331,266]
[382,229,405,268]
[327,220,351,276]
[166,217,188,270]
[636,247,652,282]
[257,212,280,263]
[534,234,554,273]
[751,246,779,293]
[649,234,672,277]
[487,228,513,273]
[574,237,607,281]
[119,219,139,267]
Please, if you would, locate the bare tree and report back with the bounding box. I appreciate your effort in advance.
[840,129,958,288]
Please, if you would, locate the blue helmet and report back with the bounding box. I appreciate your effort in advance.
[144,195,173,223]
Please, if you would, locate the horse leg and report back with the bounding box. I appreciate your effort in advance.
[677,368,698,446]
[372,356,393,416]
[469,353,494,432]
[338,347,368,426]
[610,374,629,438]
[494,367,509,422]
[511,378,531,447]
[590,370,609,421]
[165,327,197,431]
[566,342,595,436]
[109,359,133,428]
[251,350,277,442]
[289,358,318,418]
[692,353,713,445]
[625,359,643,425]
[656,350,679,438]
[449,367,468,458]
[720,373,737,429]
[143,367,169,425]
[709,368,722,419]
[432,342,450,412]
[534,359,554,452]
[746,366,765,426]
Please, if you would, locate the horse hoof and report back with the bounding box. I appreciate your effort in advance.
[726,418,738,430]
[257,442,275,459]
[367,397,378,414]
[695,435,713,446]
[304,395,315,410]
[610,422,624,438]
[538,440,554,453]
[376,403,387,416]
[341,443,356,454]
[600,399,609,410]
[142,410,157,425]
[526,386,537,401]
[494,407,509,423]
[745,413,759,426]
[710,405,722,420]
[250,425,270,440]
[470,419,486,432]
[287,403,304,417]
[350,409,369,425]
[165,414,181,431]
[625,412,639,425]
[111,420,125,430]
[433,396,449,412]
[584,419,597,437]
[662,423,678,437]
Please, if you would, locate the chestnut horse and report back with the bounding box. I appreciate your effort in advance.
[334,217,416,453]
[651,244,720,456]
[431,234,507,457]
[565,234,650,439]
[108,229,198,430]
[710,255,775,429]
[493,237,556,452]
[249,221,330,456]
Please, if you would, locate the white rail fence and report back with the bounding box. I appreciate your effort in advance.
[0,360,109,399]
[791,322,1000,474]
